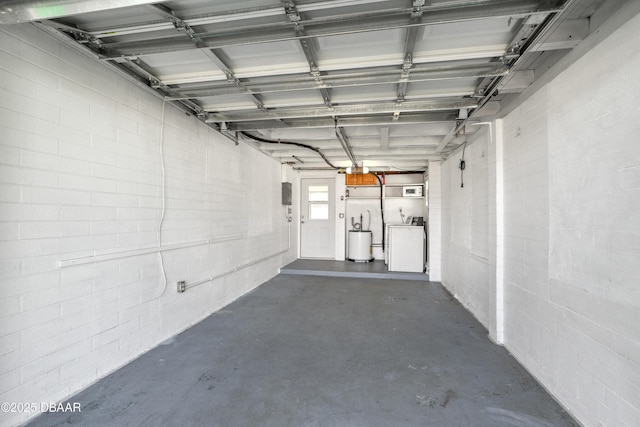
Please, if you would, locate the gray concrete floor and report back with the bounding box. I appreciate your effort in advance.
[29,271,577,427]
[282,259,429,281]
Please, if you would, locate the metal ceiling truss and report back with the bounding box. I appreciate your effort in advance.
[281,0,358,165]
[146,4,265,109]
[0,0,159,24]
[266,144,441,156]
[69,1,568,59]
[434,3,566,152]
[21,0,578,169]
[265,147,441,156]
[225,113,458,131]
[144,3,290,126]
[282,0,332,107]
[114,57,204,115]
[271,151,443,161]
[396,0,424,107]
[164,63,508,100]
[205,99,477,123]
[334,125,357,166]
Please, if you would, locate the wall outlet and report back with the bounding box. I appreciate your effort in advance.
[177,281,186,293]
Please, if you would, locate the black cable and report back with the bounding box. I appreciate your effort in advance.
[240,131,339,169]
[459,141,467,188]
[388,167,426,173]
[243,131,387,248]
[369,172,386,253]
[440,140,467,155]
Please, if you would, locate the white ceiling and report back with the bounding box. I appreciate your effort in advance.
[1,0,608,171]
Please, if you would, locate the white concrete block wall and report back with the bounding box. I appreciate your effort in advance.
[427,161,442,281]
[441,128,496,329]
[527,10,639,426]
[0,24,296,426]
[440,5,640,426]
[500,83,556,388]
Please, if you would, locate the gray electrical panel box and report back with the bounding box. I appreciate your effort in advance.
[281,182,292,205]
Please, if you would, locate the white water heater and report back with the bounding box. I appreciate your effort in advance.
[348,230,373,262]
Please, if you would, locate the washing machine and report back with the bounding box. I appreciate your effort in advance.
[387,225,425,272]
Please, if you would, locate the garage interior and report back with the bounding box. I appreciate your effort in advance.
[0,0,638,426]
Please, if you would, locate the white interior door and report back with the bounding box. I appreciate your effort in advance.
[300,179,335,258]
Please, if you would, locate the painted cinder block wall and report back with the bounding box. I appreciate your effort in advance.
[440,5,640,427]
[441,125,497,331]
[0,24,298,426]
[427,160,442,282]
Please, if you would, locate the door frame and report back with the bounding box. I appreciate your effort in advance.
[300,178,336,259]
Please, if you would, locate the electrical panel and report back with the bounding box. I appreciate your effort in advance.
[281,182,292,205]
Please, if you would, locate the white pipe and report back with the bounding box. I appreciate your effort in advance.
[58,235,243,268]
[492,120,504,345]
[185,249,288,290]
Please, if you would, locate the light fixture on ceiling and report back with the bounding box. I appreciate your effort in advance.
[346,165,369,174]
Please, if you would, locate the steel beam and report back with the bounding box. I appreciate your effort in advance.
[95,1,566,59]
[225,113,458,131]
[282,0,333,108]
[147,4,269,113]
[436,7,565,152]
[165,64,507,100]
[282,0,357,164]
[78,0,396,38]
[267,149,442,160]
[334,125,357,166]
[529,18,588,51]
[206,99,476,123]
[119,58,203,115]
[255,139,441,150]
[396,0,425,105]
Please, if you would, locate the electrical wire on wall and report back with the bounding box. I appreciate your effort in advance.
[388,166,427,173]
[280,163,293,252]
[284,204,292,251]
[369,172,386,252]
[438,137,468,188]
[241,131,339,169]
[453,121,494,189]
[440,140,466,156]
[156,100,168,297]
[459,141,467,188]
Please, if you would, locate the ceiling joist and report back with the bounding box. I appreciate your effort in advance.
[19,0,586,170]
[206,99,477,123]
[225,113,458,131]
[90,1,567,59]
[164,64,508,100]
